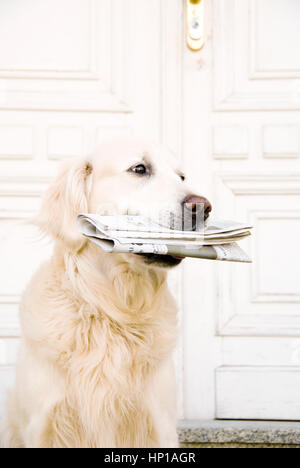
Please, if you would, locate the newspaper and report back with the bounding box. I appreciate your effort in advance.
[77,214,253,263]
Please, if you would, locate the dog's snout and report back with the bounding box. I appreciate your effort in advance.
[182,195,212,229]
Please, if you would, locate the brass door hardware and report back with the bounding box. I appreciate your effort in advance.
[186,0,205,51]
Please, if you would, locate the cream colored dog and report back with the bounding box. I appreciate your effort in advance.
[1,141,211,448]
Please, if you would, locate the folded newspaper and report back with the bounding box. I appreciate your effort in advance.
[77,214,252,263]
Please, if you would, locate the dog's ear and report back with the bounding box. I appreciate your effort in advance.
[36,158,93,250]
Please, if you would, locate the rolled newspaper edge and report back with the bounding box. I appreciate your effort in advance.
[83,235,252,264]
[77,215,252,263]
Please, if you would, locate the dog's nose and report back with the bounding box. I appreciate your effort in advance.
[183,195,212,219]
[182,195,212,230]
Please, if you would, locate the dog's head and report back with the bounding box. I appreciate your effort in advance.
[37,141,211,269]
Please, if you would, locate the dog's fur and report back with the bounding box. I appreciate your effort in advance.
[1,141,196,448]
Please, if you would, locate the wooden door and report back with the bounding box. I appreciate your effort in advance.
[183,0,300,420]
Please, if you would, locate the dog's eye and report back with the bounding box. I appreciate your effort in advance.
[179,173,186,182]
[128,164,150,176]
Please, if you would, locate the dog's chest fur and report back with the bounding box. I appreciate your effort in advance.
[20,254,178,447]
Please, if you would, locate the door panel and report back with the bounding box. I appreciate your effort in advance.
[214,0,300,110]
[216,367,300,420]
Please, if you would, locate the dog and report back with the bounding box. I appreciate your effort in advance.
[1,141,211,448]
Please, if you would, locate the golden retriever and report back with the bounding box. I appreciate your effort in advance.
[1,141,211,448]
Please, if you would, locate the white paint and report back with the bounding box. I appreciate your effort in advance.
[214,0,300,109]
[0,126,33,159]
[216,367,300,420]
[263,125,299,159]
[257,217,300,295]
[0,220,52,296]
[0,339,19,367]
[255,0,300,73]
[47,127,84,159]
[0,367,15,418]
[0,0,90,72]
[96,126,133,145]
[213,126,249,159]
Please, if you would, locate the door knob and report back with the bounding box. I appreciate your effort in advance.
[186,0,205,51]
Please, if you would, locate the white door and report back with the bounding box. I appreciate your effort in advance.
[0,0,300,423]
[183,0,300,420]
